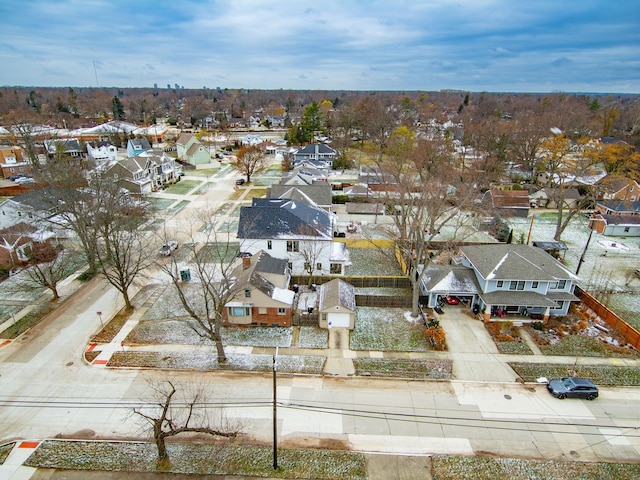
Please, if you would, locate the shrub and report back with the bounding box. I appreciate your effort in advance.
[532,321,545,331]
[425,325,447,351]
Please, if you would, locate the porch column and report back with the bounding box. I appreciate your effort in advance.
[483,304,491,323]
[543,307,550,324]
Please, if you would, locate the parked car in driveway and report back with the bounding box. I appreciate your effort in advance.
[235,178,245,185]
[158,241,178,256]
[546,377,598,400]
[445,295,459,305]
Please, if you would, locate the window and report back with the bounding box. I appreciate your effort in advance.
[287,261,292,270]
[509,281,524,291]
[286,240,299,252]
[624,226,630,233]
[304,262,310,271]
[316,263,322,271]
[244,289,251,298]
[550,281,558,289]
[267,240,272,250]
[557,280,566,289]
[277,308,286,315]
[258,307,267,314]
[229,307,250,317]
[330,263,342,274]
[9,168,15,174]
[532,281,539,289]
[497,281,503,288]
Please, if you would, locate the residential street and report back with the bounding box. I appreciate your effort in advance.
[1,165,640,479]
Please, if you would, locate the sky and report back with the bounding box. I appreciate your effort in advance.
[0,0,638,93]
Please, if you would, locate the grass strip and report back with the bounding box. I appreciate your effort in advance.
[24,441,367,479]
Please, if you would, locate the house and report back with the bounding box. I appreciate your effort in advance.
[588,213,640,236]
[126,138,152,157]
[281,164,327,185]
[223,250,294,327]
[0,146,31,179]
[293,143,337,167]
[43,138,85,159]
[103,157,154,195]
[176,134,211,166]
[0,189,57,230]
[267,183,333,211]
[237,198,349,275]
[529,187,581,209]
[482,189,530,217]
[86,142,118,165]
[358,166,398,192]
[318,279,356,330]
[596,175,640,202]
[103,150,181,195]
[594,199,640,216]
[420,244,580,323]
[0,222,56,271]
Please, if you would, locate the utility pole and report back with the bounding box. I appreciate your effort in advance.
[576,228,594,275]
[272,346,278,470]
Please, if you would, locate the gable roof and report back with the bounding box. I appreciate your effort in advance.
[176,133,194,145]
[229,250,294,306]
[295,143,337,156]
[420,265,480,294]
[237,198,333,239]
[461,244,579,282]
[127,138,151,151]
[318,279,356,312]
[596,200,640,214]
[597,214,640,226]
[268,183,333,207]
[486,189,530,208]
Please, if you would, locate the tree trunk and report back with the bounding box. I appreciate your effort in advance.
[154,430,168,461]
[213,319,226,363]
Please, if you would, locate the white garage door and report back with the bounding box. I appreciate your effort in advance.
[328,312,351,328]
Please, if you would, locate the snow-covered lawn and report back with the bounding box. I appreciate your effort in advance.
[350,307,430,351]
[346,248,404,276]
[297,326,328,348]
[507,211,640,330]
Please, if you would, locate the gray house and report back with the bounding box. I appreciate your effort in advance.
[420,244,580,323]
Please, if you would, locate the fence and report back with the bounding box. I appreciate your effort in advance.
[293,313,319,326]
[575,286,640,350]
[291,275,410,289]
[355,294,412,308]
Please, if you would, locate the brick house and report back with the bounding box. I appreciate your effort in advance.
[223,250,294,327]
[0,146,32,179]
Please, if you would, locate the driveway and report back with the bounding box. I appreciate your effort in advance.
[436,305,519,382]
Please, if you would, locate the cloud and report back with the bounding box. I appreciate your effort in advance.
[0,0,637,92]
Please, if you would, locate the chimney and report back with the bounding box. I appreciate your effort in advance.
[242,256,251,269]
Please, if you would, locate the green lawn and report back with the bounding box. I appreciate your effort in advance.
[509,363,640,386]
[164,179,201,194]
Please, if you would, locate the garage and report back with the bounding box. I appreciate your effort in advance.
[327,312,351,328]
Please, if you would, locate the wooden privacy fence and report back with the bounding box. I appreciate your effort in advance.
[291,275,410,289]
[355,295,412,308]
[293,313,319,326]
[575,286,640,350]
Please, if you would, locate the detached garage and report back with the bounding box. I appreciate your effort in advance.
[318,279,356,330]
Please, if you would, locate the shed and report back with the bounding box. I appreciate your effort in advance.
[318,279,356,329]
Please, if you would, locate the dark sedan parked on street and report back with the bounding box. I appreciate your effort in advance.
[547,377,598,400]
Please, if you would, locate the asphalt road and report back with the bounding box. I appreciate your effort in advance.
[1,165,640,465]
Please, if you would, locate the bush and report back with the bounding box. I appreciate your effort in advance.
[532,321,545,331]
[425,325,446,351]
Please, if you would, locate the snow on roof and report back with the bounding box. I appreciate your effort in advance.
[272,287,294,305]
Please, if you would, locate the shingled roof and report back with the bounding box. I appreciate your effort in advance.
[461,244,579,282]
[237,198,333,239]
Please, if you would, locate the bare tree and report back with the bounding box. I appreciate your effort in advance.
[158,211,244,362]
[133,381,240,464]
[298,226,330,287]
[234,145,265,183]
[376,128,478,317]
[14,244,81,301]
